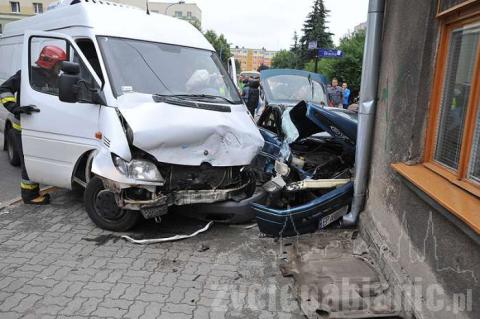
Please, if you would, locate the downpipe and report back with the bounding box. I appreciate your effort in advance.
[343,0,385,226]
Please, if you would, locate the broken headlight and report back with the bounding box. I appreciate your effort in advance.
[112,155,164,182]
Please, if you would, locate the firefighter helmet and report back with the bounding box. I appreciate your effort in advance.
[36,45,67,70]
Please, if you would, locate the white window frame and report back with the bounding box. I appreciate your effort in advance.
[10,1,20,13]
[33,2,43,14]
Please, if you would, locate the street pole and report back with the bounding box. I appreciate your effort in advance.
[164,1,185,15]
[314,55,319,73]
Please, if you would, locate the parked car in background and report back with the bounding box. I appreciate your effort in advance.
[239,70,260,81]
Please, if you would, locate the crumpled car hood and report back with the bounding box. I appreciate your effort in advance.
[116,93,264,166]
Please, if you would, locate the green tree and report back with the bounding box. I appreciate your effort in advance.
[189,19,202,32]
[271,50,297,69]
[290,31,302,69]
[203,30,231,65]
[300,0,333,65]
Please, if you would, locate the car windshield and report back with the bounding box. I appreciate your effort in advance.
[98,37,242,103]
[263,74,327,105]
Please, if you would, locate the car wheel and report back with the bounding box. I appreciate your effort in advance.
[6,128,20,167]
[84,176,139,231]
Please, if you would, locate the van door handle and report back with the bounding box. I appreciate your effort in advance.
[19,105,40,114]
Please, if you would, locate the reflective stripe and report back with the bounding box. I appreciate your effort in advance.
[11,122,21,131]
[20,182,39,190]
[1,96,16,104]
[0,92,14,98]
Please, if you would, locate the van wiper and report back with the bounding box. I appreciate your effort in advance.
[154,94,238,104]
[152,94,231,113]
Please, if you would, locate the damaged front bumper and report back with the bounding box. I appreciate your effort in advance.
[174,186,266,224]
[252,181,353,237]
[92,148,259,221]
[107,178,255,221]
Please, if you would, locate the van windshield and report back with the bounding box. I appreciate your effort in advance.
[98,37,242,103]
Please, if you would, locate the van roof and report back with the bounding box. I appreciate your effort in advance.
[3,1,213,51]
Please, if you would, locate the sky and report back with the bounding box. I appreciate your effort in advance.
[191,0,369,51]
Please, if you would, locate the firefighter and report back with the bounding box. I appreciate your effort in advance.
[0,45,67,205]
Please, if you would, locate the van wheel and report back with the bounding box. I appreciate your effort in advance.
[84,176,139,231]
[6,128,20,167]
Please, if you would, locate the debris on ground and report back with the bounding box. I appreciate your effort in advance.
[279,230,401,318]
[197,244,210,252]
[121,221,213,244]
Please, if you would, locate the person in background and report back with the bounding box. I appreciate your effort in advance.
[327,78,343,107]
[342,82,351,109]
[238,74,245,90]
[246,79,260,116]
[241,78,250,103]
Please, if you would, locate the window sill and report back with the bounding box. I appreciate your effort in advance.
[391,162,480,234]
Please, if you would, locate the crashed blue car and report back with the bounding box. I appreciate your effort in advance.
[252,69,358,237]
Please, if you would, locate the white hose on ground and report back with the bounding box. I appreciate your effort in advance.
[121,221,214,245]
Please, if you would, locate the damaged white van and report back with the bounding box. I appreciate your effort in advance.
[0,0,264,230]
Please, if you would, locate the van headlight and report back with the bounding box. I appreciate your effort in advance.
[112,155,164,182]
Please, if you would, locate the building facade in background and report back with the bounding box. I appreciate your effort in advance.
[231,47,277,72]
[101,1,202,26]
[0,0,55,33]
[354,21,366,32]
[149,1,201,27]
[362,1,480,318]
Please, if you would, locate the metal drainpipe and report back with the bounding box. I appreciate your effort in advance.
[343,0,385,226]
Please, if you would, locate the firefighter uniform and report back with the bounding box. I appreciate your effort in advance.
[0,71,50,204]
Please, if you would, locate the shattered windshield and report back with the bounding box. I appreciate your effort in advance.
[263,74,327,105]
[98,37,242,103]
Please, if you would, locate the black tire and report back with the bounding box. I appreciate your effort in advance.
[84,176,139,231]
[6,128,20,167]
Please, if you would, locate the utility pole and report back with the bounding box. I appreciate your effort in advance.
[314,53,319,73]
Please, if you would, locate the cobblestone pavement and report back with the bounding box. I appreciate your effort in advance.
[0,190,304,318]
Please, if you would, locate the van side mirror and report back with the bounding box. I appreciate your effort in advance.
[58,61,106,105]
[59,61,81,103]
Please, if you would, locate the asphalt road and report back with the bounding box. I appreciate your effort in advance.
[0,132,21,206]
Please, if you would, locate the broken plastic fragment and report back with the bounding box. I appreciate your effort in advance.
[121,221,213,245]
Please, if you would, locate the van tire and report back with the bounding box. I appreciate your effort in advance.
[6,128,20,167]
[84,176,139,231]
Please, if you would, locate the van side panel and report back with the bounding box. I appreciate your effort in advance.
[0,36,23,135]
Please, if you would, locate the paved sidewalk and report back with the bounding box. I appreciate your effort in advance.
[0,147,21,206]
[0,190,304,318]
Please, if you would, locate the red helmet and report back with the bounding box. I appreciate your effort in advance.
[36,45,67,70]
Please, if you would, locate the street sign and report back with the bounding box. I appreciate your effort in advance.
[308,41,318,50]
[317,48,343,58]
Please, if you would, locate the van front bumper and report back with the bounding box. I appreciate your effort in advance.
[173,187,266,224]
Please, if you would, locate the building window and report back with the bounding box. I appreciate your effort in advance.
[10,1,20,13]
[33,3,43,14]
[174,11,182,17]
[187,11,192,17]
[426,9,480,195]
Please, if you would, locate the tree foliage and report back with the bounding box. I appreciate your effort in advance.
[269,0,365,97]
[203,30,232,65]
[271,50,297,69]
[305,30,365,95]
[299,0,333,65]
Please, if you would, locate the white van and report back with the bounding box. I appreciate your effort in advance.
[0,0,264,231]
